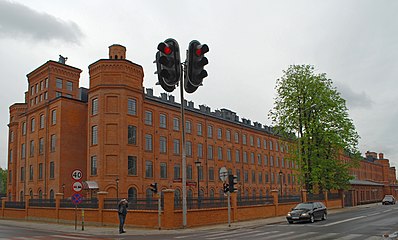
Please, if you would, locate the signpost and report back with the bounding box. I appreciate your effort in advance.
[219,167,231,227]
[71,169,83,230]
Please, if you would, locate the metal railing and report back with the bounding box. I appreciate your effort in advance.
[278,195,301,203]
[307,193,325,201]
[29,198,56,208]
[104,198,162,210]
[174,197,228,210]
[5,201,25,209]
[238,196,274,206]
[60,198,98,209]
[328,192,340,200]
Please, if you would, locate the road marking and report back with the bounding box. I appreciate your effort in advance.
[260,231,295,239]
[206,230,261,239]
[363,236,384,240]
[51,235,89,239]
[280,231,318,240]
[334,233,363,240]
[323,216,366,227]
[252,230,279,236]
[309,232,339,240]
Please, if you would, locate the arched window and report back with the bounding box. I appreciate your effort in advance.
[49,189,54,200]
[237,190,242,202]
[244,189,249,200]
[114,55,118,59]
[20,191,24,202]
[128,187,137,201]
[145,188,152,200]
[209,189,215,199]
[199,189,204,198]
[29,189,33,199]
[8,192,12,201]
[38,189,42,199]
[252,189,256,200]
[219,189,225,200]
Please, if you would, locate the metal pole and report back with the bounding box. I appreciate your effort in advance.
[74,204,77,230]
[181,62,187,228]
[227,191,231,227]
[81,208,84,231]
[158,193,161,230]
[197,165,200,199]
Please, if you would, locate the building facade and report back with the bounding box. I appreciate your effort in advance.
[6,44,397,202]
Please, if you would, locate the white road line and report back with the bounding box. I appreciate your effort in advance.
[206,230,261,239]
[50,235,89,239]
[323,216,366,227]
[280,231,318,240]
[252,230,279,236]
[334,233,363,240]
[258,231,295,239]
[363,236,384,240]
[309,232,339,240]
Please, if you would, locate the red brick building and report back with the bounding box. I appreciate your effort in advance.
[6,44,397,203]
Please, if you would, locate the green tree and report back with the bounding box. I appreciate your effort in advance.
[270,64,360,193]
[0,167,7,194]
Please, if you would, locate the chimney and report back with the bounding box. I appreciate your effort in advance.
[379,153,384,159]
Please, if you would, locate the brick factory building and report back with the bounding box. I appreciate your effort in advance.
[6,44,397,203]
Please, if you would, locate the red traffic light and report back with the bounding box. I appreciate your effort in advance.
[158,42,172,55]
[195,44,209,56]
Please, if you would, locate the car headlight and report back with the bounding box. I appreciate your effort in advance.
[301,213,309,216]
[287,213,291,217]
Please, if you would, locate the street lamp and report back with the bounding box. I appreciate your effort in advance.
[195,160,201,199]
[279,170,283,196]
[116,177,119,201]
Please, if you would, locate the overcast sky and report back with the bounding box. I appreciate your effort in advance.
[0,0,397,172]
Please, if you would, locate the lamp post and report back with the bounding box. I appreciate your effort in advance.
[195,160,201,199]
[116,177,119,201]
[279,170,283,196]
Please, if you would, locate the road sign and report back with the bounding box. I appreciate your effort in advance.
[219,167,228,182]
[72,181,83,193]
[71,193,83,205]
[71,169,83,181]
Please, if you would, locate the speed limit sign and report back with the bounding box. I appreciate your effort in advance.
[71,169,83,181]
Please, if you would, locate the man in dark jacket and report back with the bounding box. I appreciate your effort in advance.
[118,199,128,233]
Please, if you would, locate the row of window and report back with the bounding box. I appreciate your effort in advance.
[16,110,57,137]
[10,161,55,183]
[30,78,48,96]
[91,98,137,116]
[18,135,56,159]
[30,92,48,107]
[13,189,55,202]
[55,78,73,91]
[145,112,287,152]
[89,155,296,185]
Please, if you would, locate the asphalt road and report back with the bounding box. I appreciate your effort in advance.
[0,204,397,239]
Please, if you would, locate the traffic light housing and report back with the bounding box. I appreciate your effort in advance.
[185,40,209,93]
[155,38,181,92]
[223,182,230,193]
[150,182,158,194]
[228,175,238,193]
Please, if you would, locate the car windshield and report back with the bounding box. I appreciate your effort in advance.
[383,196,393,200]
[294,203,313,210]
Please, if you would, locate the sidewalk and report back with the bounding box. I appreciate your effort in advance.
[0,203,380,237]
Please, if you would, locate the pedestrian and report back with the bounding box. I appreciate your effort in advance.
[118,198,128,234]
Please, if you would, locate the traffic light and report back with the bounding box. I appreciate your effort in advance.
[155,38,181,92]
[150,182,158,194]
[184,40,209,93]
[228,175,238,193]
[223,182,230,193]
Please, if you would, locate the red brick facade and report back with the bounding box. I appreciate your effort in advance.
[6,44,397,204]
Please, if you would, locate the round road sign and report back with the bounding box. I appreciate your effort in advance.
[219,167,228,182]
[71,169,83,181]
[72,181,83,193]
[71,193,83,205]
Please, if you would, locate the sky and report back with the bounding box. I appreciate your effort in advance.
[0,0,397,171]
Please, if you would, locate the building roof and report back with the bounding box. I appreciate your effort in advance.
[349,179,384,186]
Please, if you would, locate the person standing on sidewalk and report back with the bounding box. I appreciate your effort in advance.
[118,199,128,234]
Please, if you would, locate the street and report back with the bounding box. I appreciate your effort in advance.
[0,204,397,239]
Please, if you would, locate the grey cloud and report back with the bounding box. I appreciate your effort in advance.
[0,0,83,43]
[334,82,373,109]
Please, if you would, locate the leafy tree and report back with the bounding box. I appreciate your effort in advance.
[0,167,7,194]
[270,64,360,193]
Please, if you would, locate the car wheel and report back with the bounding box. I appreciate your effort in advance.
[310,215,315,223]
[322,213,327,220]
[288,220,293,224]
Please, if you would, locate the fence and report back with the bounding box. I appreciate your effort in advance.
[29,199,56,208]
[278,195,301,204]
[60,198,98,209]
[4,201,25,209]
[307,193,325,201]
[104,198,162,210]
[175,197,228,209]
[238,196,274,206]
[328,192,340,200]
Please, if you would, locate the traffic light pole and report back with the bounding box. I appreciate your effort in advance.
[180,62,187,228]
[228,191,231,227]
